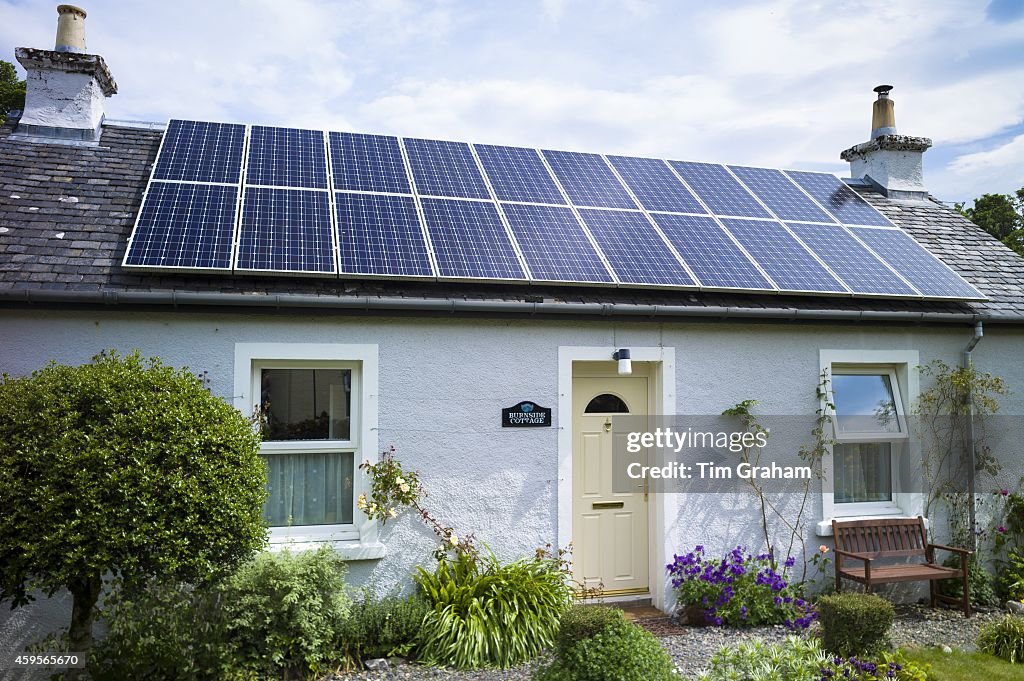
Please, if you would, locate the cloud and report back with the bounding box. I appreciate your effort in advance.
[945,133,1024,197]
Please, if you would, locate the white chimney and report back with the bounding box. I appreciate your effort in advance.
[840,85,931,201]
[14,5,117,143]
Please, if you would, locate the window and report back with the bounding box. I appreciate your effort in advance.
[234,343,383,557]
[259,367,354,527]
[817,350,921,536]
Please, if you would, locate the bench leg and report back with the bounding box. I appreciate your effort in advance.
[929,579,936,608]
[962,567,972,618]
[865,582,871,594]
[835,571,841,593]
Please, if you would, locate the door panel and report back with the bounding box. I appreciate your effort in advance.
[572,374,650,595]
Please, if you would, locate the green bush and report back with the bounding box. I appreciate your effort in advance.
[533,617,678,681]
[91,580,243,681]
[696,637,929,681]
[996,546,1024,603]
[816,592,894,657]
[939,554,998,606]
[977,614,1024,664]
[415,550,573,669]
[221,547,351,678]
[339,591,430,662]
[93,547,351,680]
[0,351,267,653]
[555,605,625,653]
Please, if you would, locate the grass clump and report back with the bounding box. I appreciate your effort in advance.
[977,614,1024,664]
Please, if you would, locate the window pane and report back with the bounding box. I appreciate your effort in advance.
[584,394,630,413]
[835,442,892,503]
[260,368,351,440]
[263,451,354,526]
[832,373,900,434]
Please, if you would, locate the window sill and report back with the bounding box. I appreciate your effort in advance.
[266,539,387,560]
[816,514,928,537]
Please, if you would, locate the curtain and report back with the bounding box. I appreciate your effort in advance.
[263,451,354,526]
[835,442,892,504]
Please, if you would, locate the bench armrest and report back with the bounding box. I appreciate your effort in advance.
[928,543,972,556]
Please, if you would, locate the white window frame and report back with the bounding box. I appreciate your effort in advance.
[817,349,922,536]
[234,343,384,559]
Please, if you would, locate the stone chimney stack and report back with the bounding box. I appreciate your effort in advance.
[13,5,117,143]
[840,85,932,201]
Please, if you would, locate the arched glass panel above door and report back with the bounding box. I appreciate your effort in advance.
[584,393,630,413]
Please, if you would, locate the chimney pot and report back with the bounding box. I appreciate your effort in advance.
[55,5,88,53]
[871,84,897,139]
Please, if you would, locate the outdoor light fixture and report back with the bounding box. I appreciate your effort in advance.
[613,349,632,375]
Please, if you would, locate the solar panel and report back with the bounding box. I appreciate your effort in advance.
[474,144,566,204]
[542,150,636,209]
[420,198,527,280]
[669,162,771,218]
[236,188,335,273]
[578,209,694,286]
[246,126,328,190]
[851,227,984,299]
[403,138,491,199]
[608,156,706,214]
[729,166,835,223]
[721,218,847,293]
[501,204,612,283]
[788,223,916,295]
[785,171,892,226]
[651,214,773,290]
[336,193,433,277]
[330,132,411,194]
[152,119,245,184]
[124,182,237,270]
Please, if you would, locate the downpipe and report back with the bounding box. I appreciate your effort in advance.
[962,321,983,552]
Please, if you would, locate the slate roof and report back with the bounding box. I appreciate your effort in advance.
[1,116,1022,324]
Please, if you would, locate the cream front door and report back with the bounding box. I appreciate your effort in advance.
[572,374,650,595]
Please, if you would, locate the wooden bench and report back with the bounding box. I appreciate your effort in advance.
[832,516,973,617]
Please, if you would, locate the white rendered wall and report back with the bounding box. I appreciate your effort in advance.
[0,310,1021,644]
[19,68,106,134]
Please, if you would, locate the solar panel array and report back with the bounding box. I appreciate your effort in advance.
[123,119,986,301]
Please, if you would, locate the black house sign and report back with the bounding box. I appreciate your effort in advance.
[502,401,552,427]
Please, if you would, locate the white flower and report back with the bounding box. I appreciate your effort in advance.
[368,503,378,515]
[395,476,405,485]
[449,533,459,546]
[357,494,367,509]
[399,483,410,493]
[388,507,398,518]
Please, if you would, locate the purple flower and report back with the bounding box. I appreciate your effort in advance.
[1001,489,1010,496]
[784,556,796,568]
[999,526,1007,533]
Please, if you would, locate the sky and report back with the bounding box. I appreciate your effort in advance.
[2,0,1022,206]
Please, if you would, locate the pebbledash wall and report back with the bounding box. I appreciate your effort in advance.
[1,309,1023,642]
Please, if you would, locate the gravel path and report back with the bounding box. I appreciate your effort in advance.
[331,604,1008,681]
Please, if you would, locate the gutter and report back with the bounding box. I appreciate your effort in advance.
[0,288,1007,324]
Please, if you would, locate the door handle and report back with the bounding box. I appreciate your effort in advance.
[592,501,625,509]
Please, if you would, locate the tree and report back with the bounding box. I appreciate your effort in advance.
[0,60,27,125]
[956,188,1024,257]
[0,351,268,672]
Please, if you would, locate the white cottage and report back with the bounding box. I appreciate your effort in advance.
[2,4,1023,646]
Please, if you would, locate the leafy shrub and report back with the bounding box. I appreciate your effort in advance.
[939,554,998,606]
[696,636,929,681]
[0,351,267,653]
[415,550,573,669]
[339,591,430,662]
[94,547,350,680]
[816,592,894,657]
[996,546,1024,602]
[91,580,242,681]
[555,605,625,653]
[667,545,816,628]
[533,617,678,681]
[220,547,351,678]
[977,614,1024,663]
